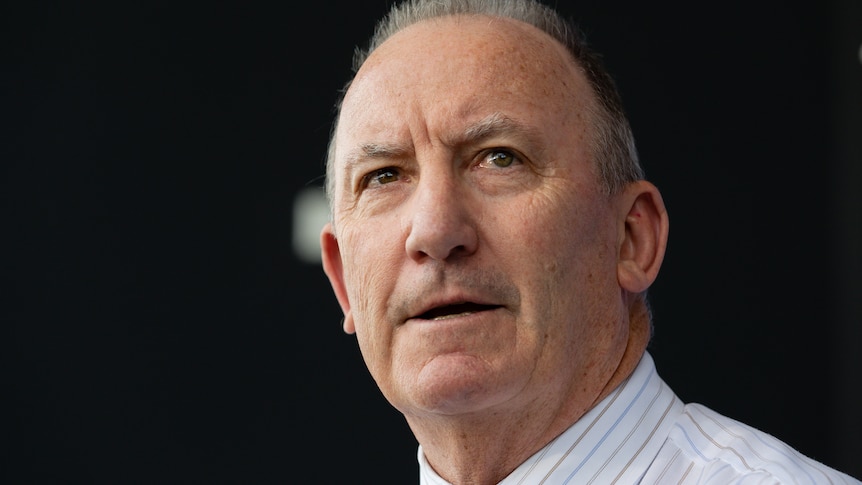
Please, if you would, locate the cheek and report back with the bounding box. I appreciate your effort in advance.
[503,189,590,267]
[338,226,402,352]
[501,189,618,315]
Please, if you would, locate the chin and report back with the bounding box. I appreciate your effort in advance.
[395,353,521,416]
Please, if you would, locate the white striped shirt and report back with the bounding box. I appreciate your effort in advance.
[418,352,860,484]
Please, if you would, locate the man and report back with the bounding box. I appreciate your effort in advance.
[319,0,861,483]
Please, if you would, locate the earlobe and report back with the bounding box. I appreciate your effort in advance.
[617,181,669,294]
[320,223,355,334]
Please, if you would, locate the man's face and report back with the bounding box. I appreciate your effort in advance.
[322,16,631,419]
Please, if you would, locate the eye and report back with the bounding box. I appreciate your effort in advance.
[480,149,520,169]
[363,167,401,188]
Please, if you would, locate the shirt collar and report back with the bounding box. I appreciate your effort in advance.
[418,352,683,484]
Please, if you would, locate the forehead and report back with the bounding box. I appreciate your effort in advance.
[333,15,595,170]
[360,14,573,82]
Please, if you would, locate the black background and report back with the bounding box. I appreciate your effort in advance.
[5,0,861,483]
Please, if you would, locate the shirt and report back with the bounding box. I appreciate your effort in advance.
[418,352,860,484]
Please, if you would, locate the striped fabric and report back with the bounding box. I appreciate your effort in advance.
[418,352,860,484]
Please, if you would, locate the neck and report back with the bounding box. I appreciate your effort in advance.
[410,298,651,485]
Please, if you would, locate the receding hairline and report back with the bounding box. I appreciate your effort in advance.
[326,0,643,202]
[330,12,599,191]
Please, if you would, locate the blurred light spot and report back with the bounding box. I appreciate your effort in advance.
[292,187,330,264]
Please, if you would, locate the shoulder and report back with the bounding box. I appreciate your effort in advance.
[643,403,860,484]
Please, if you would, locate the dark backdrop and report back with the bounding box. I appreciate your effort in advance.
[5,0,861,483]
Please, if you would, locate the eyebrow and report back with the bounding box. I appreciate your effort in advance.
[355,142,408,161]
[341,113,539,174]
[340,142,409,185]
[459,113,539,145]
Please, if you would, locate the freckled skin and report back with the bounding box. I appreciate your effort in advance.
[341,12,606,459]
[321,14,664,485]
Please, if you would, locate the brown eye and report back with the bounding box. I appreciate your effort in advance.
[365,167,400,187]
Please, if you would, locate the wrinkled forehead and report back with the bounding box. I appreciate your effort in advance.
[331,15,597,183]
[346,15,587,108]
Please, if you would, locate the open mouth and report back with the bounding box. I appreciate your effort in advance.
[416,302,501,321]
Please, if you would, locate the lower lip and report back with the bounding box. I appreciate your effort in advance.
[406,308,500,325]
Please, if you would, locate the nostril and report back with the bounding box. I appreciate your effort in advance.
[404,188,479,261]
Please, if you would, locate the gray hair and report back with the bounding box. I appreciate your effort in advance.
[325,0,643,201]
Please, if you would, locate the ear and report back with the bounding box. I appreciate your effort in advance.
[320,222,355,334]
[616,180,669,294]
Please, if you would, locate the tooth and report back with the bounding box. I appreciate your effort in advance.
[432,311,473,321]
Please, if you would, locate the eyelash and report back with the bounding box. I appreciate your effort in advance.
[359,148,523,190]
[362,167,401,188]
[480,149,521,169]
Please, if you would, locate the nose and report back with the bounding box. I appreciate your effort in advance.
[405,175,478,262]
